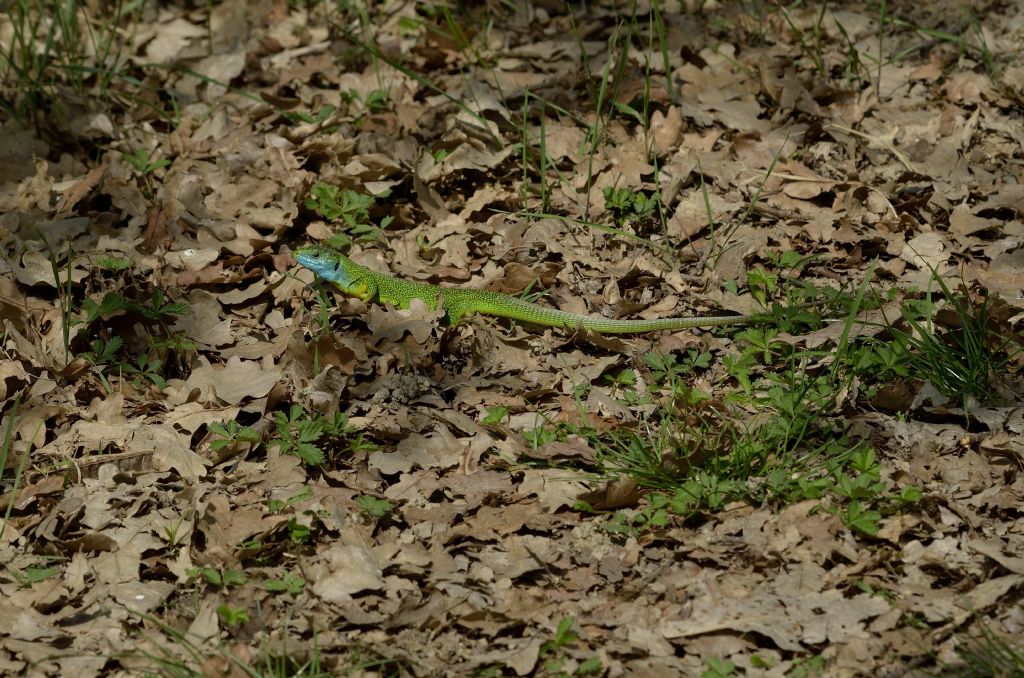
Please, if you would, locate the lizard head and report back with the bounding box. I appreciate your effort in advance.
[294,244,348,284]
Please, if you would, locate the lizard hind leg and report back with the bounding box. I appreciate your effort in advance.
[440,291,476,326]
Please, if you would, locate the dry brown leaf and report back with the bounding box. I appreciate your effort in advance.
[367,297,442,345]
[174,356,282,406]
[308,541,385,603]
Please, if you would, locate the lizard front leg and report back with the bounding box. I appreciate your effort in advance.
[333,274,377,303]
[350,279,377,303]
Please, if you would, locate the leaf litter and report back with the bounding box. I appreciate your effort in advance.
[1,1,1023,676]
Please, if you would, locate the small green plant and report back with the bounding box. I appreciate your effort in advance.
[346,432,378,455]
[266,487,314,514]
[123,148,170,175]
[612,99,648,128]
[121,354,167,390]
[832,448,884,499]
[0,397,28,544]
[123,147,171,197]
[840,500,882,537]
[587,406,734,496]
[746,265,779,307]
[893,485,923,508]
[644,350,712,382]
[272,406,365,465]
[305,283,337,374]
[304,183,394,244]
[95,256,133,272]
[216,605,250,627]
[0,0,137,129]
[274,406,327,465]
[81,336,124,367]
[338,87,382,114]
[284,103,338,126]
[126,606,345,676]
[831,15,871,87]
[900,611,931,630]
[329,16,500,148]
[884,10,995,78]
[602,494,670,538]
[776,1,829,81]
[481,406,509,427]
[570,321,915,529]
[601,367,636,390]
[287,517,311,544]
[208,421,261,454]
[80,292,129,325]
[227,406,369,466]
[475,664,505,678]
[75,287,191,392]
[140,288,189,321]
[148,331,195,371]
[853,580,897,602]
[187,567,247,589]
[603,185,658,226]
[161,512,189,547]
[264,572,306,596]
[884,280,1020,411]
[80,288,188,325]
[702,657,736,678]
[517,278,552,305]
[790,653,827,678]
[355,495,395,519]
[538,616,601,677]
[524,421,560,448]
[952,617,1024,676]
[669,471,746,515]
[413,2,475,53]
[238,538,262,552]
[40,240,77,364]
[11,564,61,587]
[362,88,389,112]
[732,327,787,365]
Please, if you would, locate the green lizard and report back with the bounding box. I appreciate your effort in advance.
[294,244,790,334]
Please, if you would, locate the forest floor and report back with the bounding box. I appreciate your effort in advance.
[1,1,1023,676]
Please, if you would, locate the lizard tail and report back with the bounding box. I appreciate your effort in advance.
[445,289,757,334]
